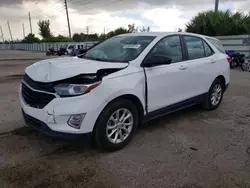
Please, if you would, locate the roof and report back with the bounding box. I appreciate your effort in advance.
[119,32,215,39]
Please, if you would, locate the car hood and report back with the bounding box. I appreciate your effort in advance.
[25,57,128,82]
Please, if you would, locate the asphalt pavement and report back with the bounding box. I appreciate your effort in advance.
[0,50,249,188]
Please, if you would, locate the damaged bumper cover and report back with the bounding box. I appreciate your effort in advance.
[22,110,91,140]
[20,84,108,136]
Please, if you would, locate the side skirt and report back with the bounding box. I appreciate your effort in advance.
[143,93,207,123]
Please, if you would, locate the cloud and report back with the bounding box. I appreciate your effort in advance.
[142,7,189,31]
[1,0,250,40]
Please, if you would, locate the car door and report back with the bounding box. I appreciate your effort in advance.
[182,35,215,96]
[144,35,193,112]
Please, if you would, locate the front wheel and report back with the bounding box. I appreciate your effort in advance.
[202,78,224,110]
[93,99,138,151]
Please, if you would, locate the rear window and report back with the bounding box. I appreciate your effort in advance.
[207,38,226,54]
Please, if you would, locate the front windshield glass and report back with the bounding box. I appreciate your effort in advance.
[84,35,156,62]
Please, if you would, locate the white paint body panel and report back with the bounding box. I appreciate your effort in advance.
[20,32,230,134]
[25,57,128,82]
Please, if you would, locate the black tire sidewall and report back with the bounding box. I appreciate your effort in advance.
[93,99,138,151]
[207,79,224,110]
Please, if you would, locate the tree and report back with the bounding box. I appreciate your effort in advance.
[139,26,150,32]
[38,20,53,39]
[42,35,73,42]
[72,33,99,42]
[105,27,129,39]
[99,33,107,41]
[186,10,250,36]
[22,33,40,43]
[128,24,138,33]
[177,28,183,32]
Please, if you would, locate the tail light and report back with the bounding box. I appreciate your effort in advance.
[227,57,231,63]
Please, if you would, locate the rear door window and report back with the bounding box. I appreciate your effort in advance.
[183,36,206,60]
[203,42,213,56]
[207,38,226,54]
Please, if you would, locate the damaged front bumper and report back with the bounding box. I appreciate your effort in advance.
[20,86,108,137]
[22,110,91,140]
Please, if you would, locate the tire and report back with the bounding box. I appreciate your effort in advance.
[202,78,224,110]
[241,62,247,71]
[93,99,138,151]
[46,52,50,56]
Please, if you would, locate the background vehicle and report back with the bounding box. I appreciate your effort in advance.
[46,47,57,56]
[57,45,68,56]
[226,50,245,69]
[20,32,230,151]
[70,42,101,56]
[241,58,250,71]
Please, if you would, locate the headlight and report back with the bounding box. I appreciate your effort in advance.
[54,82,101,97]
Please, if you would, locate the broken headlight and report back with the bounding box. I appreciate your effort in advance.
[54,82,101,97]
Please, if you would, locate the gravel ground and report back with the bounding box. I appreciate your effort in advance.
[0,51,250,188]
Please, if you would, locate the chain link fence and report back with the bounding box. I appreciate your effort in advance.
[0,42,98,52]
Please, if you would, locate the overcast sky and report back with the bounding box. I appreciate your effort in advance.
[0,0,249,40]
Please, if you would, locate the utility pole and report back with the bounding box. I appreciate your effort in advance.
[87,26,89,35]
[0,26,4,42]
[7,21,13,42]
[86,26,89,42]
[64,0,72,38]
[28,12,33,34]
[214,0,219,11]
[22,23,25,38]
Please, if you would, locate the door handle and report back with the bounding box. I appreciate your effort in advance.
[179,65,188,70]
[210,59,216,64]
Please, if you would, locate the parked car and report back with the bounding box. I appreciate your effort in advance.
[20,32,230,151]
[66,43,98,54]
[46,46,57,56]
[57,45,68,56]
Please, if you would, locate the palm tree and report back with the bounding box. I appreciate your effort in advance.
[186,10,250,36]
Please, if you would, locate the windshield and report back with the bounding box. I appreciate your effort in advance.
[84,35,156,62]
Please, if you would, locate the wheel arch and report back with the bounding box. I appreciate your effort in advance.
[215,75,226,90]
[93,94,145,131]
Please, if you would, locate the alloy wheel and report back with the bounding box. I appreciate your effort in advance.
[106,108,134,144]
[211,84,222,106]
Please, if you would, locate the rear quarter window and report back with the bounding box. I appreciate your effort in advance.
[207,38,226,54]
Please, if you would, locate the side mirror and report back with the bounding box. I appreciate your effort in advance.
[143,55,172,67]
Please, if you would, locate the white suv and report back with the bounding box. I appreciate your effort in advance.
[20,32,230,151]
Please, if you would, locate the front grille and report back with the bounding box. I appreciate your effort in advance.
[21,83,55,109]
[23,74,56,92]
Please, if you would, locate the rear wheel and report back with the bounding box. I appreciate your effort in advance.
[202,78,224,110]
[93,99,138,151]
[241,61,248,71]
